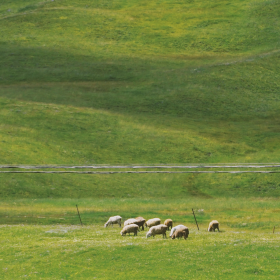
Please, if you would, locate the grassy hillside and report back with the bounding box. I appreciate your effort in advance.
[1,0,280,199]
[1,1,280,279]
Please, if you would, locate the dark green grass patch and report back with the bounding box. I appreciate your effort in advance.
[0,197,279,227]
[1,173,280,200]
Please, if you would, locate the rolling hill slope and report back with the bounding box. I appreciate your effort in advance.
[1,0,280,198]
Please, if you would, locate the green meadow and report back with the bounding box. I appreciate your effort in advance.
[1,0,280,278]
[1,198,280,279]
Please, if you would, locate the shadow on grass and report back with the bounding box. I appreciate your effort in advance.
[2,43,280,124]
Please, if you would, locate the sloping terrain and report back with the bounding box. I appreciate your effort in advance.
[1,1,280,279]
[1,0,280,198]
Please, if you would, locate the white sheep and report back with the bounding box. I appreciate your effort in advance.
[104,215,122,228]
[169,225,186,237]
[208,220,219,232]
[120,224,139,236]
[124,218,138,227]
[145,218,161,228]
[146,224,168,238]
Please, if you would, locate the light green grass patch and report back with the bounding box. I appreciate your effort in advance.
[1,224,280,279]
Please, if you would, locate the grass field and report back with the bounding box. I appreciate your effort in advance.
[1,198,280,279]
[1,225,280,279]
[1,0,280,279]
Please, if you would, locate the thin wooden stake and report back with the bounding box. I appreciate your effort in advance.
[76,205,83,226]
[192,208,199,230]
[273,226,275,233]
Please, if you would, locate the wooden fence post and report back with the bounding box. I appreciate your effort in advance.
[76,205,83,226]
[192,208,199,230]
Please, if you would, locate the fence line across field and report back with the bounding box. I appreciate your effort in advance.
[1,170,280,174]
[1,164,280,169]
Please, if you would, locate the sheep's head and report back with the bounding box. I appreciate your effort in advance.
[171,234,176,239]
[146,232,152,238]
[120,231,125,236]
[104,222,109,228]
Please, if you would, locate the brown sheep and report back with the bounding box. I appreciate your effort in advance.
[170,226,189,239]
[171,228,187,239]
[164,219,173,230]
[134,217,146,231]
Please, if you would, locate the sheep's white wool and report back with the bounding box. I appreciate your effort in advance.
[169,225,185,237]
[172,228,188,239]
[135,217,145,221]
[124,218,138,226]
[146,224,168,238]
[146,218,161,228]
[104,215,122,228]
[120,224,139,236]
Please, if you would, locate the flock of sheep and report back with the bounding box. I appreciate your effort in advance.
[104,216,220,239]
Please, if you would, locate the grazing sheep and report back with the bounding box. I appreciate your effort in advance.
[171,228,188,239]
[208,220,219,232]
[124,218,138,227]
[164,219,173,230]
[146,224,168,238]
[145,218,161,228]
[171,226,189,239]
[120,224,139,236]
[169,225,186,237]
[104,215,122,228]
[134,217,146,231]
